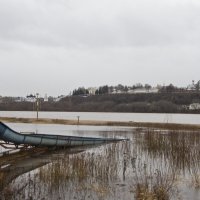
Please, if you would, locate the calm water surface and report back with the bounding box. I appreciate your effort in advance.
[1,111,200,124]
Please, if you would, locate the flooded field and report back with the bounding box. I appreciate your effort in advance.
[1,111,200,124]
[0,124,200,199]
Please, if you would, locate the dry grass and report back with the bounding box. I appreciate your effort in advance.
[133,163,177,200]
[192,174,200,189]
[1,125,199,199]
[135,184,170,200]
[136,129,200,172]
[190,159,200,189]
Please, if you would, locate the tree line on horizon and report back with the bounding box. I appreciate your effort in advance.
[1,81,200,113]
[72,83,153,96]
[72,81,200,96]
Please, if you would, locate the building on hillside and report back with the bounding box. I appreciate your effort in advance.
[44,94,48,102]
[26,94,36,102]
[52,95,66,102]
[149,87,159,93]
[111,89,123,94]
[14,97,26,102]
[128,87,159,94]
[128,88,145,94]
[189,103,200,110]
[88,87,97,95]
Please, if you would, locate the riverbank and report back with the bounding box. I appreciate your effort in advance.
[1,117,200,131]
[1,92,200,114]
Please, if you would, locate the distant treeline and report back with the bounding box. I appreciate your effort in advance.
[1,92,200,113]
[72,82,200,96]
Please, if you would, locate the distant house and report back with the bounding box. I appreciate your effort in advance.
[44,94,48,102]
[14,97,26,102]
[189,103,200,110]
[53,97,61,102]
[26,94,36,102]
[111,89,123,94]
[53,95,66,102]
[149,88,159,93]
[128,88,146,94]
[128,87,159,94]
[88,87,97,95]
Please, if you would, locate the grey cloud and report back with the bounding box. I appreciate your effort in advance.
[0,0,200,96]
[1,0,200,48]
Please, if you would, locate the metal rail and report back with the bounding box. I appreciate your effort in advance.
[0,122,123,148]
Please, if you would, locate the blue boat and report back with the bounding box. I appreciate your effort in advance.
[0,122,123,148]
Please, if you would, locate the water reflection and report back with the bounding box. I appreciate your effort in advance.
[0,127,200,199]
[0,146,100,199]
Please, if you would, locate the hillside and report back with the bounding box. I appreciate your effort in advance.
[1,92,200,113]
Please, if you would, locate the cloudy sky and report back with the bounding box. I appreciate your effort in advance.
[0,0,200,96]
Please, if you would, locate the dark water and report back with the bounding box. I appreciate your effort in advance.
[0,124,200,200]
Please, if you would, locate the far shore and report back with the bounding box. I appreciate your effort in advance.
[1,117,200,131]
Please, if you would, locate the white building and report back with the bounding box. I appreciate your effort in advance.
[44,94,48,102]
[189,103,200,110]
[26,94,36,102]
[128,87,159,94]
[88,87,97,95]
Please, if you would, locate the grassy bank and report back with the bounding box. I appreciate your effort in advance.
[1,117,200,131]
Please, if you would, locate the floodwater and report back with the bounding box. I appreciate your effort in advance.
[0,123,200,200]
[1,111,200,124]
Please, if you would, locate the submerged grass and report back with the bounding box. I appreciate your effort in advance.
[0,125,200,199]
[37,143,122,198]
[133,128,200,200]
[136,129,200,172]
[133,164,177,200]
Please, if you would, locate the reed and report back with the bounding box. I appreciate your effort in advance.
[135,129,200,172]
[190,156,200,189]
[1,127,199,199]
[133,161,177,200]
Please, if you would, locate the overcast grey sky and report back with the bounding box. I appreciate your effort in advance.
[0,0,200,96]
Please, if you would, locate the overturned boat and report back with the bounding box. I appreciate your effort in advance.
[0,122,123,148]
